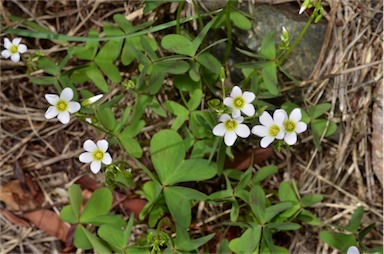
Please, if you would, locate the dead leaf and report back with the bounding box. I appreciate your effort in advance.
[225,147,273,170]
[0,210,31,227]
[0,180,36,210]
[23,209,69,242]
[122,199,147,218]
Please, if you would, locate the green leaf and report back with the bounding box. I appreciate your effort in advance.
[80,187,113,224]
[264,202,293,222]
[156,60,190,74]
[148,65,165,94]
[113,14,133,34]
[259,31,276,60]
[301,194,323,207]
[165,101,189,130]
[96,106,117,132]
[175,225,215,251]
[86,63,109,93]
[266,222,301,231]
[358,223,375,242]
[309,103,331,119]
[189,111,214,139]
[164,187,191,228]
[141,36,158,60]
[279,181,299,203]
[252,165,278,184]
[98,224,125,250]
[36,57,60,75]
[79,224,112,253]
[161,34,194,56]
[196,52,222,74]
[262,62,279,95]
[118,134,143,158]
[230,200,239,222]
[230,11,252,30]
[165,159,217,186]
[319,231,357,252]
[74,225,92,250]
[169,186,208,201]
[186,86,203,111]
[150,129,185,184]
[191,19,215,55]
[311,119,338,149]
[123,215,135,245]
[68,184,82,219]
[189,63,201,82]
[95,40,123,83]
[229,226,261,253]
[30,76,58,85]
[249,186,266,223]
[297,209,321,226]
[343,206,364,233]
[59,205,78,224]
[82,214,125,227]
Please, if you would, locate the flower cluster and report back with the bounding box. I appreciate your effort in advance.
[212,86,254,146]
[213,86,307,148]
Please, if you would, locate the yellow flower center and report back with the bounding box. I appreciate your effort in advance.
[224,119,238,131]
[92,150,104,161]
[284,120,296,133]
[10,45,18,54]
[55,100,68,112]
[268,124,280,137]
[233,97,245,109]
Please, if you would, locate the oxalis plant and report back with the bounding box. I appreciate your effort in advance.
[3,0,382,253]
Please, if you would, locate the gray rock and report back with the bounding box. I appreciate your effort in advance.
[236,3,327,79]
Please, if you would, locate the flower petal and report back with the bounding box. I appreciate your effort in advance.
[60,87,74,101]
[83,139,97,152]
[213,123,226,137]
[10,53,20,62]
[296,122,307,133]
[1,49,11,59]
[97,139,109,152]
[67,101,81,113]
[284,132,297,145]
[219,114,231,122]
[259,111,273,127]
[12,38,22,45]
[235,124,250,138]
[90,161,101,174]
[18,44,27,53]
[230,86,242,97]
[273,110,286,125]
[346,246,360,254]
[242,91,256,103]
[275,128,285,139]
[57,111,70,124]
[4,38,11,49]
[241,103,255,117]
[231,109,241,118]
[289,108,302,122]
[260,136,274,148]
[223,97,233,108]
[251,125,268,137]
[102,153,112,165]
[44,106,59,119]
[45,94,59,105]
[79,152,93,163]
[224,131,237,146]
[234,116,244,123]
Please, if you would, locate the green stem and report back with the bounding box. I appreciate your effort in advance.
[277,14,315,67]
[175,1,184,34]
[223,1,233,63]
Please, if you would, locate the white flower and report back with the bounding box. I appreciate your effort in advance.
[224,86,255,118]
[82,94,103,106]
[347,246,360,254]
[251,110,285,148]
[212,114,250,146]
[1,38,27,62]
[44,88,81,124]
[276,108,307,145]
[79,139,112,174]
